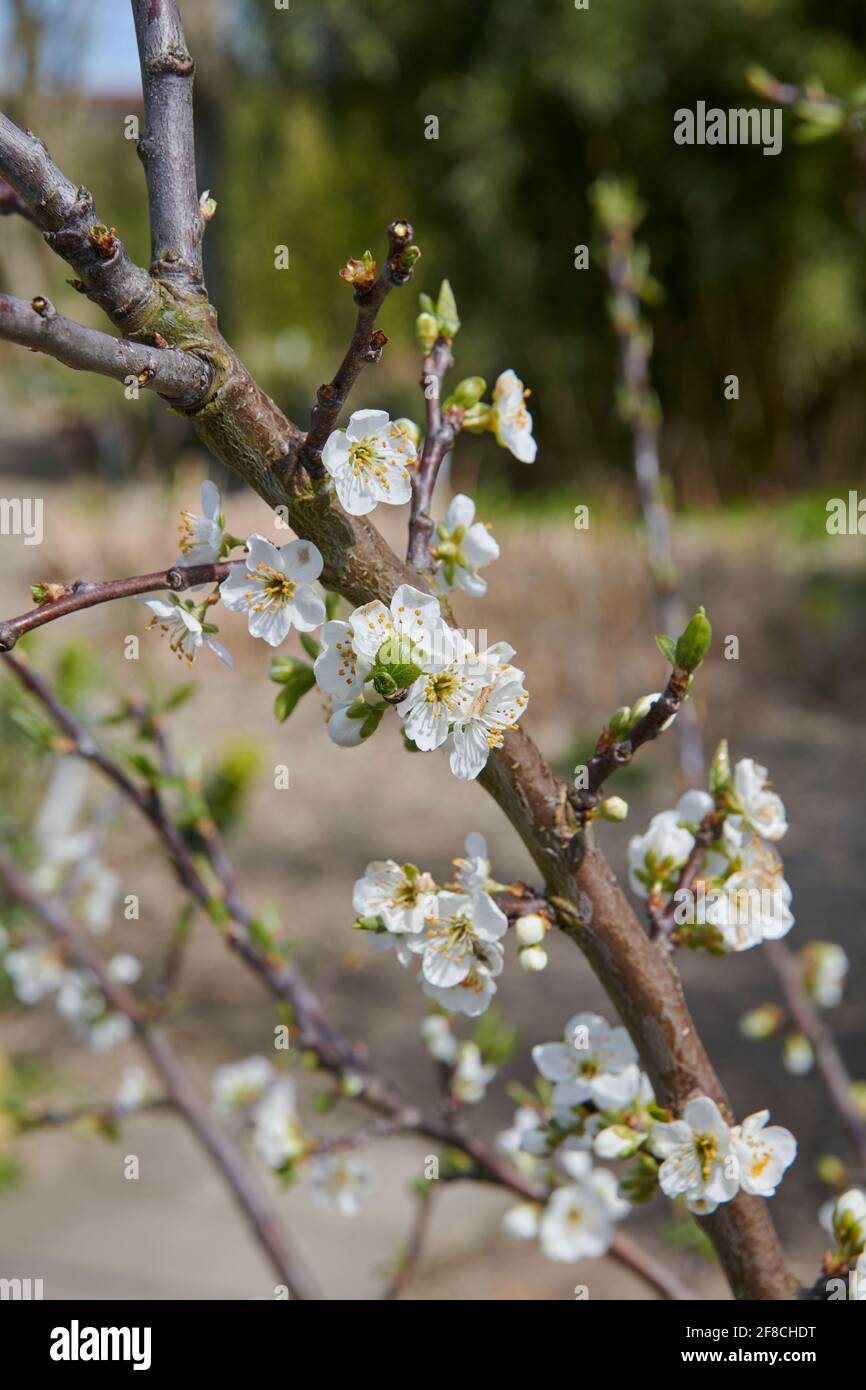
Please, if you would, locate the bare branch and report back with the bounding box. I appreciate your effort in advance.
[0,173,35,221]
[0,850,321,1300]
[0,559,234,652]
[0,112,159,327]
[131,0,203,286]
[299,221,418,478]
[383,1187,434,1299]
[0,293,212,404]
[407,337,459,568]
[765,939,866,1172]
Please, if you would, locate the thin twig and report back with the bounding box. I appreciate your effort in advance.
[383,1186,435,1299]
[0,561,233,652]
[131,0,204,287]
[0,293,212,402]
[300,220,418,478]
[0,851,321,1300]
[764,939,866,1172]
[406,337,459,568]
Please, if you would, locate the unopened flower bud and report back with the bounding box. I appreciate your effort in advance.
[416,311,439,353]
[783,1032,814,1076]
[451,376,486,408]
[675,606,712,673]
[519,945,548,972]
[598,796,629,822]
[516,913,547,947]
[739,1003,784,1040]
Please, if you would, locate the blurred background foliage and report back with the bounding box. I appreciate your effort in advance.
[2,0,866,507]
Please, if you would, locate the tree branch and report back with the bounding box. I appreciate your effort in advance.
[131,0,203,287]
[406,337,458,568]
[0,173,35,221]
[1,650,689,1303]
[0,112,160,327]
[0,293,212,404]
[0,850,320,1300]
[764,940,866,1173]
[299,220,418,478]
[0,560,233,652]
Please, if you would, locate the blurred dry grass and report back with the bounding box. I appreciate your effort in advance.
[1,468,864,1298]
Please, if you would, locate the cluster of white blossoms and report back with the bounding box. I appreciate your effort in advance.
[495,1011,797,1261]
[353,833,547,1017]
[3,941,140,1053]
[315,585,528,778]
[210,1054,372,1213]
[628,750,793,953]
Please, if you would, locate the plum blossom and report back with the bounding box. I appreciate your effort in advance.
[445,659,530,781]
[706,836,794,951]
[321,409,414,516]
[801,942,849,1008]
[532,1012,641,1111]
[420,1014,459,1065]
[408,889,507,1017]
[115,1066,149,1114]
[628,810,694,899]
[314,621,372,707]
[452,1041,497,1104]
[503,1203,543,1241]
[730,1110,797,1197]
[309,1152,371,1216]
[177,479,223,566]
[557,1149,632,1222]
[496,1106,547,1172]
[492,369,537,463]
[220,535,325,646]
[538,1184,613,1262]
[141,595,234,669]
[649,1097,739,1215]
[432,494,499,596]
[452,832,491,894]
[352,860,437,938]
[4,943,64,1003]
[349,583,445,675]
[212,1055,274,1115]
[731,757,787,841]
[252,1078,307,1170]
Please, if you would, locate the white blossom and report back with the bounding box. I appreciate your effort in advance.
[649,1096,739,1215]
[502,1203,542,1240]
[219,534,325,646]
[519,944,548,972]
[432,494,499,596]
[309,1152,371,1216]
[557,1149,632,1221]
[141,595,234,669]
[212,1055,274,1114]
[177,479,223,566]
[783,1033,814,1076]
[452,1041,496,1104]
[539,1184,613,1261]
[252,1078,306,1170]
[353,860,437,938]
[532,1012,641,1111]
[628,809,694,898]
[452,832,490,894]
[515,913,547,947]
[707,836,794,952]
[115,1066,149,1114]
[730,1109,797,1197]
[420,1014,458,1065]
[732,758,787,841]
[492,369,537,463]
[314,620,371,707]
[5,944,64,1003]
[321,409,414,516]
[802,942,849,1009]
[88,1014,133,1053]
[405,889,507,1018]
[496,1107,547,1172]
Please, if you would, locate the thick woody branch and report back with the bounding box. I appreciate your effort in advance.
[0,112,159,328]
[406,337,458,568]
[131,0,204,286]
[0,174,35,221]
[0,850,320,1300]
[300,220,418,478]
[0,294,212,404]
[0,560,233,652]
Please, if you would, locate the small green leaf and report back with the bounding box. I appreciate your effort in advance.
[655,634,678,665]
